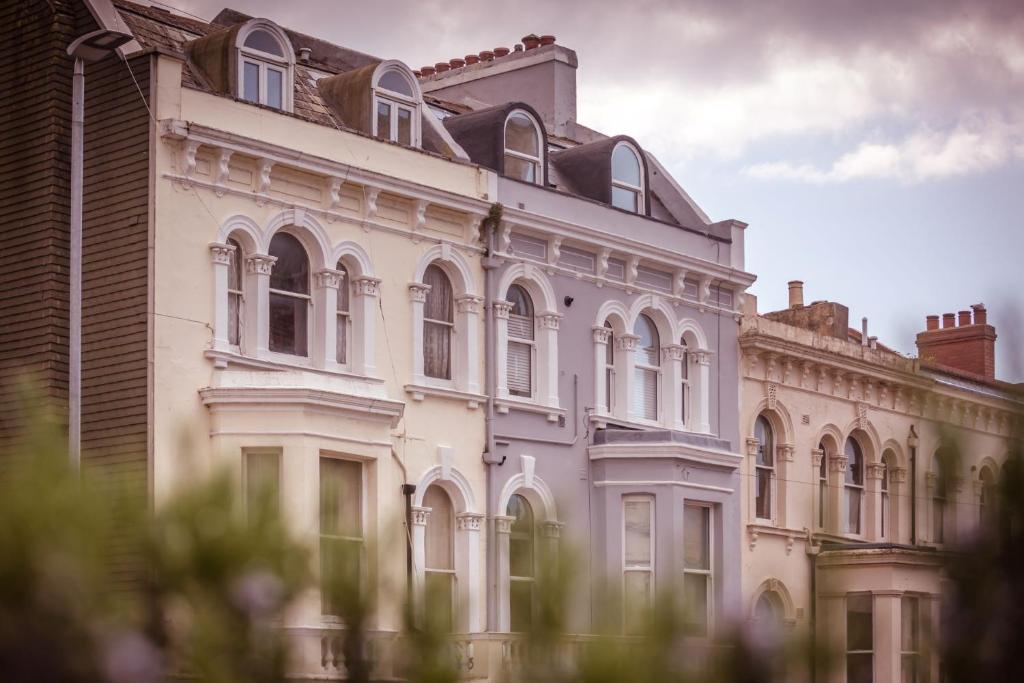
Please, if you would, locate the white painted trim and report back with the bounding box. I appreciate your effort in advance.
[593,480,734,494]
[404,383,485,410]
[413,464,479,513]
[199,385,404,425]
[497,471,558,522]
[588,442,743,470]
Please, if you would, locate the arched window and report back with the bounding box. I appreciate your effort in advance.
[754,415,774,521]
[508,494,535,632]
[632,314,660,420]
[506,285,535,397]
[335,262,350,365]
[423,264,453,380]
[238,26,291,110]
[880,455,891,539]
[423,485,455,632]
[845,438,864,535]
[268,233,309,357]
[611,142,643,213]
[818,441,829,529]
[504,111,542,184]
[603,321,615,412]
[373,66,420,146]
[227,237,243,346]
[932,449,950,543]
[979,466,997,525]
[679,338,689,425]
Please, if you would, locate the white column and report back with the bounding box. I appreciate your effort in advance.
[812,448,826,531]
[246,254,276,357]
[592,325,611,415]
[494,300,513,399]
[874,592,901,683]
[829,454,849,536]
[537,312,562,408]
[313,268,343,370]
[209,242,234,351]
[695,350,712,434]
[618,333,639,421]
[951,476,966,542]
[494,514,514,632]
[866,462,886,541]
[409,283,431,384]
[352,276,381,376]
[745,437,761,524]
[889,467,907,543]
[777,444,794,528]
[661,344,685,430]
[457,512,484,633]
[411,506,429,614]
[456,294,483,394]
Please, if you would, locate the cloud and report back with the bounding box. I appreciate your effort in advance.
[744,112,1024,183]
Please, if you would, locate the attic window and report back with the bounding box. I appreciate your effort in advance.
[611,142,644,213]
[373,65,421,147]
[504,110,542,184]
[237,22,294,112]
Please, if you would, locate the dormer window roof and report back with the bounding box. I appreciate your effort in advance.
[372,63,421,147]
[504,110,543,185]
[236,21,294,112]
[611,142,643,213]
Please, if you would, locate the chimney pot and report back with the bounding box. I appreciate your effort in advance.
[523,34,540,50]
[513,43,524,52]
[420,65,435,76]
[449,57,465,68]
[869,336,878,350]
[861,317,869,346]
[971,303,987,325]
[297,46,312,63]
[958,310,972,327]
[494,47,510,57]
[942,313,955,328]
[787,280,804,309]
[434,62,450,73]
[465,54,479,65]
[539,34,556,46]
[478,50,494,61]
[926,315,939,331]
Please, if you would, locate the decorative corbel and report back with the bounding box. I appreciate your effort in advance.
[325,177,343,219]
[673,268,688,298]
[411,199,428,241]
[625,255,639,291]
[363,186,380,230]
[214,148,233,197]
[498,222,512,254]
[182,139,200,188]
[698,275,712,308]
[595,247,610,285]
[546,236,562,274]
[254,158,274,206]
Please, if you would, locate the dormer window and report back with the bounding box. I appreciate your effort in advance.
[611,142,644,213]
[504,110,542,184]
[237,22,294,111]
[373,66,420,146]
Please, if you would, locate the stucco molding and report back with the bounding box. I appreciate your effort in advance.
[199,385,403,426]
[413,463,479,513]
[588,441,743,471]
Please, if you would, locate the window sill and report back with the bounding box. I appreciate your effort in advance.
[588,413,711,437]
[205,348,383,384]
[746,523,806,554]
[495,397,565,422]
[404,383,485,410]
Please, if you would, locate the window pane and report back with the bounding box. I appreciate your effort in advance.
[623,571,651,634]
[266,67,283,109]
[228,292,241,346]
[510,580,533,632]
[683,572,708,636]
[756,469,772,519]
[243,29,284,56]
[378,70,413,96]
[245,450,279,517]
[847,594,873,651]
[623,499,652,566]
[507,285,534,320]
[684,505,710,570]
[242,61,260,103]
[423,265,453,322]
[845,438,864,485]
[505,112,540,156]
[755,415,773,466]
[507,340,532,396]
[376,101,391,140]
[424,486,454,570]
[424,322,451,379]
[847,654,873,683]
[901,655,918,683]
[269,292,308,356]
[847,487,862,534]
[425,571,454,632]
[611,186,638,212]
[321,537,361,614]
[508,494,534,579]
[605,368,614,411]
[505,155,537,183]
[397,107,412,145]
[320,458,362,538]
[633,314,659,356]
[633,367,658,420]
[269,233,309,294]
[612,144,641,186]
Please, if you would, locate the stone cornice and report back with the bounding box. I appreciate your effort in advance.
[199,385,404,426]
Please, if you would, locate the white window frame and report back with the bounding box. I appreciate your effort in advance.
[506,285,536,398]
[503,109,543,185]
[845,439,865,536]
[679,342,690,427]
[631,316,661,423]
[604,322,615,413]
[754,415,775,523]
[236,23,294,112]
[622,495,655,633]
[267,235,312,362]
[611,141,644,214]
[422,486,457,632]
[880,457,890,540]
[318,455,366,619]
[372,67,421,147]
[335,263,351,366]
[683,502,714,638]
[226,238,244,349]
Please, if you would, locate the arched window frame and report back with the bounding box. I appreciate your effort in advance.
[817,440,829,530]
[267,231,312,359]
[507,493,536,633]
[754,414,775,522]
[978,465,997,526]
[372,62,422,147]
[503,109,543,185]
[631,314,661,422]
[495,265,560,413]
[505,284,535,398]
[422,264,454,381]
[844,437,865,536]
[610,141,645,214]
[236,21,294,112]
[602,321,615,414]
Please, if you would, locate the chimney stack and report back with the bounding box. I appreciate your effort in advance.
[861,317,869,346]
[917,303,997,381]
[788,280,804,309]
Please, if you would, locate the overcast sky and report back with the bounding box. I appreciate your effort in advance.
[154,0,1024,381]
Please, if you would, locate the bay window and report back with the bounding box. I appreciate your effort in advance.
[319,457,363,616]
[623,495,654,634]
[682,503,712,636]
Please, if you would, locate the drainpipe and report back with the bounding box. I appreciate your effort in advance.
[805,527,820,683]
[480,203,504,632]
[909,426,919,545]
[391,448,415,623]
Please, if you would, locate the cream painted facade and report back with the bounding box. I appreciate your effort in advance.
[147,51,498,676]
[738,307,1019,683]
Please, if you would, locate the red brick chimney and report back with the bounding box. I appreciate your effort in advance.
[915,303,996,380]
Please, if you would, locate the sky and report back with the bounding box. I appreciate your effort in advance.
[149,0,1024,381]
